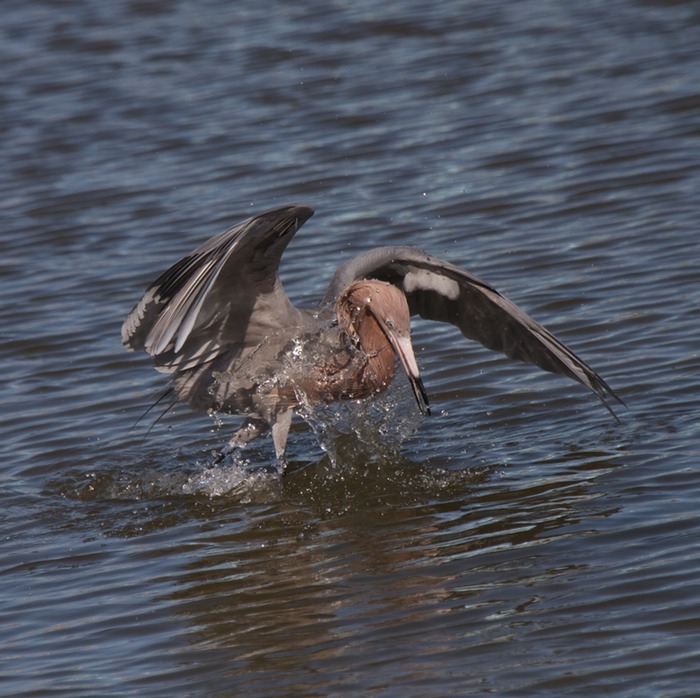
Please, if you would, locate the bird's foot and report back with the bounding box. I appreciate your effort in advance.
[213,418,268,463]
[211,417,287,475]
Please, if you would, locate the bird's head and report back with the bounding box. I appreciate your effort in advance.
[336,280,430,415]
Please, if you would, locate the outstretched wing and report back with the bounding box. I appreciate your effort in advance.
[323,246,623,415]
[122,204,314,373]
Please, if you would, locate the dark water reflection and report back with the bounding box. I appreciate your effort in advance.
[2,0,700,695]
[48,439,626,695]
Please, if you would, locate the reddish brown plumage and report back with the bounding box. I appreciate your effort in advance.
[283,280,417,407]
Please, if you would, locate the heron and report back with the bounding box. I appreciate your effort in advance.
[122,204,622,471]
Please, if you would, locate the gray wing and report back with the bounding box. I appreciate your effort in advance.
[122,204,314,373]
[323,246,623,414]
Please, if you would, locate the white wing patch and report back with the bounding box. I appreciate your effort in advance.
[403,270,460,300]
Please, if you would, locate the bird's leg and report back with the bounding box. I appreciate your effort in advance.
[271,408,293,474]
[213,417,268,464]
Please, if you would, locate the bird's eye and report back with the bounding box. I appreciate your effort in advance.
[385,319,394,329]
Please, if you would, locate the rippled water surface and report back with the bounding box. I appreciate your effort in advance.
[2,0,700,695]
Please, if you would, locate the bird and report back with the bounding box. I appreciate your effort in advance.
[122,203,623,472]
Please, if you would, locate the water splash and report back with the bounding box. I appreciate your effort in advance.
[295,374,425,467]
[181,456,279,497]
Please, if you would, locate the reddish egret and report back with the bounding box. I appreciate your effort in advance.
[122,204,622,470]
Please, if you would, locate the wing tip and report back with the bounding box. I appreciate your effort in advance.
[588,372,626,422]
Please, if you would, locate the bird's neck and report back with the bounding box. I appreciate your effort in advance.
[287,314,397,406]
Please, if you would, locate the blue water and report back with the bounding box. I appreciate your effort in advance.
[2,0,700,695]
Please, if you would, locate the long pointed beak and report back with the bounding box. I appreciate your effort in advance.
[382,327,431,416]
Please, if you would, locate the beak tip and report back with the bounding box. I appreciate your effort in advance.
[411,378,430,417]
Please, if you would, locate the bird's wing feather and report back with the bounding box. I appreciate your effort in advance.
[122,204,314,373]
[323,246,623,413]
